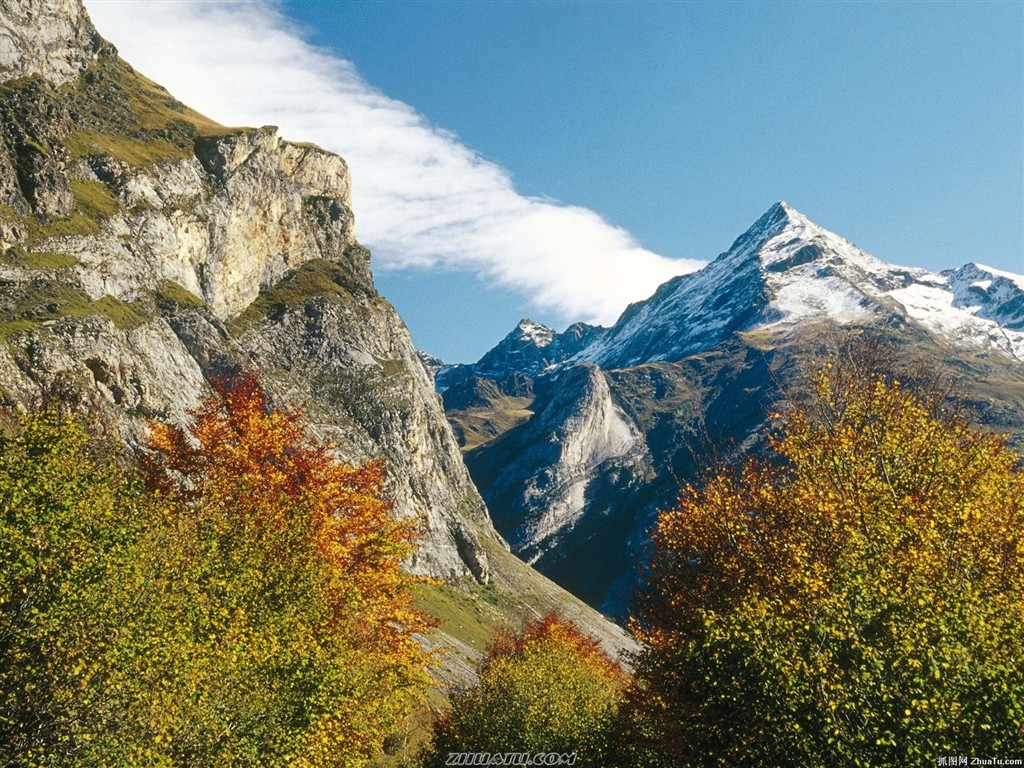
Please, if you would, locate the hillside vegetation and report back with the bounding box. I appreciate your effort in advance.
[0,375,433,766]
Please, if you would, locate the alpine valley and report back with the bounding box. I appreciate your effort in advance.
[2,0,1022,693]
[438,202,1024,616]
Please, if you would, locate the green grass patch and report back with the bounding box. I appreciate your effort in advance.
[31,214,100,239]
[0,249,78,270]
[413,582,502,654]
[70,179,118,219]
[155,280,205,310]
[120,64,227,138]
[67,130,192,167]
[3,282,151,331]
[86,295,150,329]
[0,76,42,97]
[228,259,377,334]
[22,137,47,156]
[0,320,38,341]
[448,400,535,453]
[0,204,26,223]
[18,181,116,242]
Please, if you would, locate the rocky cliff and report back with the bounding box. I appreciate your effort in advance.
[0,0,101,86]
[467,364,649,563]
[0,0,497,582]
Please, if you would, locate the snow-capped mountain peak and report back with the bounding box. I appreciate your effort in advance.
[571,203,1024,369]
[455,205,1024,381]
[515,319,557,348]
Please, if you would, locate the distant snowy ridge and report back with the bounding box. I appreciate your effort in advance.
[436,318,605,390]
[516,319,557,348]
[446,203,1024,384]
[568,202,1024,368]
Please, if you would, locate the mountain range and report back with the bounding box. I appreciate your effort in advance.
[438,201,1024,615]
[2,0,1021,669]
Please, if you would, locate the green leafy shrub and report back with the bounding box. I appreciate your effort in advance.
[0,412,146,765]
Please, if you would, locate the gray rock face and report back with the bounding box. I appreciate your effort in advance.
[230,282,497,581]
[0,75,76,218]
[66,126,363,320]
[0,0,499,583]
[464,364,651,610]
[472,364,648,561]
[0,0,101,85]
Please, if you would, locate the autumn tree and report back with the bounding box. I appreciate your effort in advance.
[0,374,435,767]
[627,343,1024,767]
[425,614,630,767]
[115,372,436,766]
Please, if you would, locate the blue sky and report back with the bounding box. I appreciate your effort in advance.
[88,1,1022,363]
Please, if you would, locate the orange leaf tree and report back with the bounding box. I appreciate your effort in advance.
[119,372,436,766]
[627,349,1024,767]
[426,614,630,767]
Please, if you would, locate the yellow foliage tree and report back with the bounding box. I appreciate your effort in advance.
[426,614,630,767]
[628,346,1024,767]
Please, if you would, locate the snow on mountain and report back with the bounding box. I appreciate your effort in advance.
[944,263,1024,331]
[516,319,557,347]
[451,204,1023,384]
[571,202,1024,369]
[415,349,446,376]
[438,319,605,389]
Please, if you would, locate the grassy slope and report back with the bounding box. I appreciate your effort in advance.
[447,395,535,453]
[442,376,537,453]
[63,54,231,167]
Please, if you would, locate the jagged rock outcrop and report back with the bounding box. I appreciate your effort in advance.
[0,0,102,86]
[0,0,499,582]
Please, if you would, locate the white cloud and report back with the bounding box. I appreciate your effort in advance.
[84,0,704,326]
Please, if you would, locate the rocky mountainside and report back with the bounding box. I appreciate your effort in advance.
[443,202,1024,615]
[0,0,498,583]
[437,319,602,391]
[0,0,638,667]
